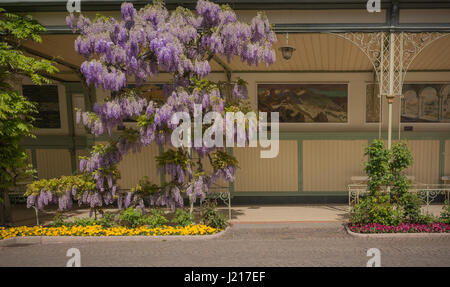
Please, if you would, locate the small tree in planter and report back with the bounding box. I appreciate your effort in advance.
[350,139,424,225]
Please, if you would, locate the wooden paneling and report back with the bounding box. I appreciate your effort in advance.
[234,140,298,192]
[116,145,160,189]
[303,140,367,191]
[35,149,72,179]
[445,141,450,177]
[404,140,440,184]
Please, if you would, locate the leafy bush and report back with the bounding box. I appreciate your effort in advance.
[173,208,194,227]
[440,202,450,224]
[98,212,116,228]
[355,139,429,225]
[72,217,99,227]
[118,207,168,228]
[138,209,168,228]
[398,192,423,223]
[350,193,402,226]
[118,207,143,227]
[201,200,228,229]
[51,214,68,227]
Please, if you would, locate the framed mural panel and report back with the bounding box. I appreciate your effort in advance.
[257,83,348,123]
[366,83,450,123]
[401,83,450,123]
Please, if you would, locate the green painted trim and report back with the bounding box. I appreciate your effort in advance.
[21,131,450,149]
[158,144,165,185]
[20,135,89,149]
[64,84,77,174]
[440,139,446,184]
[227,147,235,195]
[30,148,37,170]
[297,139,303,192]
[231,191,348,196]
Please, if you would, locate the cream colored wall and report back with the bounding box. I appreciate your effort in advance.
[233,140,298,192]
[402,140,441,184]
[116,145,161,189]
[302,140,367,192]
[35,149,72,179]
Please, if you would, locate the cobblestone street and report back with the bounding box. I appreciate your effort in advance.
[1,222,449,267]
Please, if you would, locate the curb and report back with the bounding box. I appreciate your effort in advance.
[0,226,230,247]
[344,225,450,238]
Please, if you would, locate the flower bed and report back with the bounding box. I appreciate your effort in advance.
[0,224,220,240]
[348,222,450,234]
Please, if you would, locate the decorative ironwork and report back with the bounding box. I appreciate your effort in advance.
[333,32,450,98]
[205,189,232,221]
[348,183,450,213]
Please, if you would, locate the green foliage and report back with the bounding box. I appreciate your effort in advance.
[117,207,168,228]
[24,174,96,198]
[364,139,391,195]
[98,212,117,228]
[201,200,228,229]
[357,139,427,225]
[398,192,423,223]
[118,207,143,227]
[131,176,160,195]
[173,208,194,227]
[0,9,57,191]
[156,149,192,170]
[440,202,450,224]
[350,193,402,226]
[51,213,117,228]
[139,209,168,228]
[51,214,68,227]
[211,150,238,170]
[72,217,99,227]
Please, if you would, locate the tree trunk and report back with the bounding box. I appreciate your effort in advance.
[0,189,12,226]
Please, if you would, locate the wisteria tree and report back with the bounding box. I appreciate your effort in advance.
[26,0,276,213]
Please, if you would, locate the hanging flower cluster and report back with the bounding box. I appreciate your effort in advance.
[27,0,276,213]
[24,174,110,211]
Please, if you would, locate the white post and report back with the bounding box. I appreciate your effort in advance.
[387,33,395,150]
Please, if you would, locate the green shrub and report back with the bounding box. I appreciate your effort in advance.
[51,214,68,227]
[201,200,228,229]
[398,192,423,223]
[72,217,99,227]
[173,208,194,227]
[440,202,450,224]
[417,213,435,225]
[350,193,402,226]
[118,207,143,227]
[98,212,117,228]
[138,209,168,228]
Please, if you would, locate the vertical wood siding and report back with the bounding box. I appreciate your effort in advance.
[404,140,440,184]
[35,149,72,179]
[233,140,298,192]
[303,140,368,191]
[116,145,160,189]
[445,140,450,177]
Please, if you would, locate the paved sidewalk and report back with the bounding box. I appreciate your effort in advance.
[8,203,447,226]
[226,204,349,223]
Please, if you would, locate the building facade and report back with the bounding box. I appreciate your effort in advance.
[3,0,450,203]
